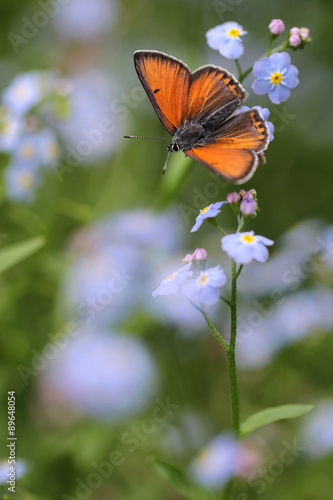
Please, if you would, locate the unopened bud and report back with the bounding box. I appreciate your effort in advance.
[192,248,208,262]
[226,191,241,203]
[289,34,301,47]
[240,198,258,216]
[269,19,285,35]
[182,253,193,264]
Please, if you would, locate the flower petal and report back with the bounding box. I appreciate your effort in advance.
[219,38,244,59]
[269,52,291,71]
[268,84,290,104]
[255,235,274,246]
[252,243,269,263]
[252,58,275,78]
[200,285,220,305]
[283,65,299,88]
[191,217,204,233]
[252,78,272,95]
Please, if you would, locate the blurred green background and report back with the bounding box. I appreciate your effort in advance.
[0,0,333,499]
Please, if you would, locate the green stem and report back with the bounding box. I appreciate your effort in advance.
[227,259,240,438]
[235,59,242,80]
[220,295,232,307]
[238,41,289,83]
[202,309,229,352]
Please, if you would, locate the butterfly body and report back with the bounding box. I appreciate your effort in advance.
[133,50,269,183]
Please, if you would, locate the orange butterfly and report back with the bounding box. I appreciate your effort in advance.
[127,50,269,183]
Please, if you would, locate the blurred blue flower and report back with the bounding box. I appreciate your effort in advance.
[183,266,227,305]
[300,400,333,458]
[53,0,117,41]
[222,231,274,264]
[152,263,193,297]
[252,52,299,105]
[37,128,61,167]
[191,201,226,233]
[187,433,261,490]
[45,330,158,420]
[0,107,22,152]
[2,71,55,116]
[57,69,123,163]
[206,22,247,59]
[0,458,28,484]
[4,162,40,202]
[235,105,274,141]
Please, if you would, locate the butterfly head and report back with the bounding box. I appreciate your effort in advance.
[167,139,182,153]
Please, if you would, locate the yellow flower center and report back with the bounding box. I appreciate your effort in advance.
[242,234,255,244]
[18,173,34,189]
[197,273,209,286]
[165,272,176,282]
[270,71,283,84]
[228,28,240,38]
[200,206,210,214]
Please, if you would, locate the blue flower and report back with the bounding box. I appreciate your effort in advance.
[252,52,299,105]
[2,71,55,116]
[191,201,226,233]
[235,105,274,141]
[183,265,226,305]
[44,330,158,420]
[221,231,274,264]
[0,107,22,152]
[206,22,247,59]
[4,162,40,202]
[37,128,61,167]
[152,263,193,297]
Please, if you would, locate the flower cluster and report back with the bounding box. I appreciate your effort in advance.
[205,19,311,106]
[0,71,69,202]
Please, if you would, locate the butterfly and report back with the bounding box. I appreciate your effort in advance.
[127,50,269,183]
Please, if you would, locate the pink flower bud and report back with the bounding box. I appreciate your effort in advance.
[242,191,254,200]
[290,27,300,36]
[269,19,285,35]
[238,189,246,197]
[226,191,241,203]
[300,27,309,40]
[289,34,301,47]
[240,198,257,215]
[192,248,208,262]
[182,253,193,264]
[249,189,257,196]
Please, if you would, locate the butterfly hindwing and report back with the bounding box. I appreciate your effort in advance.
[134,50,190,135]
[205,109,269,152]
[185,147,258,184]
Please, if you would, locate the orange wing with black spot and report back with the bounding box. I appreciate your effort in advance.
[186,65,247,124]
[134,50,190,135]
[186,109,269,183]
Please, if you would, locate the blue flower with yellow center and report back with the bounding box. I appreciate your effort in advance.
[252,52,299,105]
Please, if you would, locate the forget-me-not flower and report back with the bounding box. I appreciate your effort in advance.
[191,201,226,233]
[221,231,274,264]
[152,263,193,297]
[252,52,299,105]
[235,105,274,141]
[183,266,227,305]
[206,22,247,59]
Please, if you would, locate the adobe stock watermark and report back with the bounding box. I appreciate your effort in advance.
[52,85,146,182]
[236,438,306,499]
[61,397,180,500]
[8,0,71,54]
[17,267,135,385]
[213,0,243,22]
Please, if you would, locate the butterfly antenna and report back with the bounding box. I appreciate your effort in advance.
[162,149,172,175]
[124,135,169,141]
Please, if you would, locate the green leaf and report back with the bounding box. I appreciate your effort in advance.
[240,404,313,437]
[152,458,217,500]
[0,236,46,274]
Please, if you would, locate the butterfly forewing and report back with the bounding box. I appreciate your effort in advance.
[134,50,189,135]
[186,66,246,124]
